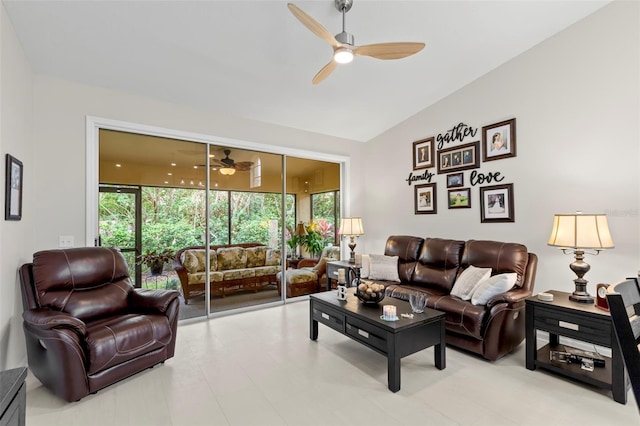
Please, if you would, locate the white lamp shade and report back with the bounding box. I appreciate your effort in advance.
[547,213,614,249]
[219,167,236,176]
[340,217,364,236]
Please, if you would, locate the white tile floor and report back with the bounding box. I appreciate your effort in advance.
[25,299,638,425]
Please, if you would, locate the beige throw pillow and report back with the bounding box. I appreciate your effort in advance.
[368,254,400,282]
[451,265,492,300]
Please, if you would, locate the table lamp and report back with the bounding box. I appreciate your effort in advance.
[340,217,364,263]
[547,212,614,303]
[295,221,308,258]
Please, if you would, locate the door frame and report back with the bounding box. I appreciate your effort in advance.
[86,116,351,314]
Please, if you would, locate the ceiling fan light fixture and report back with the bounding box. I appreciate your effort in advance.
[219,167,236,176]
[334,47,353,64]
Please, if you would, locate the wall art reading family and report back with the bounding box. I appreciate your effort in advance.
[415,183,437,214]
[437,141,480,174]
[479,183,514,223]
[413,137,435,170]
[448,188,471,209]
[5,154,23,221]
[482,118,516,162]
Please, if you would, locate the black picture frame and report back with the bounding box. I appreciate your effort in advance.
[414,183,437,215]
[5,154,23,221]
[437,141,480,174]
[413,137,435,170]
[448,188,471,209]
[482,118,517,162]
[446,172,464,188]
[479,183,514,223]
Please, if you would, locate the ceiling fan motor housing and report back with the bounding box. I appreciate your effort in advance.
[335,31,354,45]
[335,0,353,13]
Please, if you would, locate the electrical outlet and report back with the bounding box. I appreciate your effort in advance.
[59,236,74,248]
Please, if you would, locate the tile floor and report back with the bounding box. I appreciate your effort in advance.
[25,299,638,425]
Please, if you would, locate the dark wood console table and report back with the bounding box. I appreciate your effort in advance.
[0,367,27,426]
[525,290,627,404]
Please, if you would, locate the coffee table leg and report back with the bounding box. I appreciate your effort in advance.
[309,304,318,341]
[387,340,400,392]
[435,320,446,369]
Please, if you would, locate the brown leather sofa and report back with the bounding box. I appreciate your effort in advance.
[380,235,537,361]
[19,247,180,402]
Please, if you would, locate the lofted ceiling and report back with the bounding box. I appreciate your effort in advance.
[3,0,609,142]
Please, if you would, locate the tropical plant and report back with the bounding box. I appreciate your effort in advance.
[301,221,326,258]
[285,227,300,257]
[137,248,174,275]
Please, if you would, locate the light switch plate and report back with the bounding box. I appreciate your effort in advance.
[59,236,74,248]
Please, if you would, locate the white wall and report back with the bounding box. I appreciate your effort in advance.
[363,1,639,295]
[0,3,34,370]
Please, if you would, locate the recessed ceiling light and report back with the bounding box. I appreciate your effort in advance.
[115,164,121,168]
[171,163,176,166]
[164,181,169,184]
[193,165,198,169]
[167,172,173,176]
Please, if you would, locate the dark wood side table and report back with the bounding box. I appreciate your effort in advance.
[325,260,355,291]
[287,258,302,269]
[0,367,27,426]
[525,290,627,404]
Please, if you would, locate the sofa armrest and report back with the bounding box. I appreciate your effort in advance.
[23,308,87,336]
[297,259,318,269]
[129,288,180,313]
[486,287,532,309]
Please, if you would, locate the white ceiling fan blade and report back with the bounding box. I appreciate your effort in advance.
[354,42,425,60]
[312,61,338,85]
[287,3,340,48]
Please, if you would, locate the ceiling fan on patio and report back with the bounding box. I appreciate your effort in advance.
[211,149,253,175]
[287,0,425,84]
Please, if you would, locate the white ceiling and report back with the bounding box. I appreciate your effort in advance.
[3,0,609,142]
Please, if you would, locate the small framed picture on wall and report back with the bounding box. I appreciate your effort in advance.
[5,154,23,221]
[479,183,514,223]
[482,118,516,161]
[413,137,435,170]
[446,173,464,188]
[414,183,437,215]
[448,188,471,209]
[437,141,480,174]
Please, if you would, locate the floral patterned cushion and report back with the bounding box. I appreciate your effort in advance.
[221,268,255,280]
[187,271,223,284]
[245,246,267,268]
[217,247,247,271]
[265,248,281,266]
[254,266,280,277]
[181,249,217,273]
[277,269,317,284]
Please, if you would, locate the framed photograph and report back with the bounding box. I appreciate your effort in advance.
[448,188,471,209]
[413,137,435,170]
[479,183,514,223]
[414,183,437,215]
[437,141,480,174]
[5,154,23,221]
[482,118,516,161]
[446,173,464,188]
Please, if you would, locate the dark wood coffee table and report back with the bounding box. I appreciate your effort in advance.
[309,288,446,392]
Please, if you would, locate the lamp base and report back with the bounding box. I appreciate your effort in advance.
[348,238,356,264]
[569,291,594,303]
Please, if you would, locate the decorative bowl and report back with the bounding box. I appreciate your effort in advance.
[355,281,385,304]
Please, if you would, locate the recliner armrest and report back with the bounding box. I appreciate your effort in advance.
[129,289,180,313]
[23,308,87,335]
[486,288,532,309]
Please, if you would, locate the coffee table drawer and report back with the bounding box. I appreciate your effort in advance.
[346,317,388,352]
[312,304,345,333]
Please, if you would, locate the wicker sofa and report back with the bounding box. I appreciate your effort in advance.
[174,244,282,304]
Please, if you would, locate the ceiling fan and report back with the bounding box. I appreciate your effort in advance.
[287,0,425,84]
[212,149,253,175]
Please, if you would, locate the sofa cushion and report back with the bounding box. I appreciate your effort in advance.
[471,273,518,306]
[461,240,529,288]
[187,271,223,284]
[384,235,424,282]
[412,238,465,293]
[181,249,217,273]
[369,254,401,282]
[450,265,492,301]
[217,247,247,270]
[221,268,255,280]
[86,313,172,375]
[245,246,268,268]
[265,248,281,266]
[254,265,280,277]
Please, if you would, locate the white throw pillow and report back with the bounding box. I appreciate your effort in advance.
[471,273,518,306]
[450,265,492,300]
[360,254,371,279]
[368,254,400,282]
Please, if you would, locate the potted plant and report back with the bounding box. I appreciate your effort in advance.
[137,248,174,276]
[301,222,325,259]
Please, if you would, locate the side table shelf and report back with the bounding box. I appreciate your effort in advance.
[0,367,27,426]
[525,290,627,404]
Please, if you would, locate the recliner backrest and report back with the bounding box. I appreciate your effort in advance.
[460,240,529,288]
[31,247,132,321]
[384,235,424,283]
[412,238,465,293]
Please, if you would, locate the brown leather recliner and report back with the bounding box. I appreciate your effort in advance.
[19,247,180,402]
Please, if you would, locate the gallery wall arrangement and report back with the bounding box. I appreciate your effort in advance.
[409,119,516,222]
